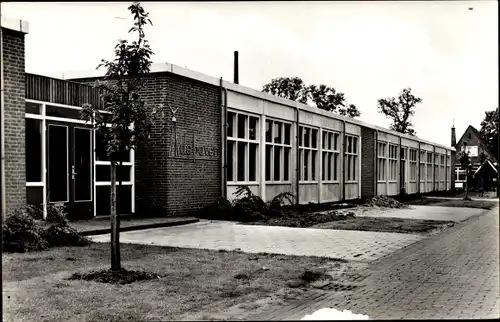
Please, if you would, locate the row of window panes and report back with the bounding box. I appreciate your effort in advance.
[299,126,318,148]
[265,120,291,145]
[227,112,259,141]
[322,131,340,151]
[388,159,398,180]
[388,144,398,159]
[227,141,257,182]
[378,143,386,157]
[265,145,291,182]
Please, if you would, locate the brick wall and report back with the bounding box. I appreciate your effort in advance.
[1,28,26,214]
[360,126,375,198]
[73,72,222,217]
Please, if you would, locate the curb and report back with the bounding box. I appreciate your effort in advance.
[78,218,200,236]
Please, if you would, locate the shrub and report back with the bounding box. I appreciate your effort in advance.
[43,224,91,248]
[2,205,90,253]
[2,209,49,253]
[197,196,234,221]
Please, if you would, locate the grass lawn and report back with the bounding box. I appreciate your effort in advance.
[311,217,455,235]
[405,198,498,209]
[2,243,350,321]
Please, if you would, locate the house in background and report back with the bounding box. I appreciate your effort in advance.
[451,124,498,191]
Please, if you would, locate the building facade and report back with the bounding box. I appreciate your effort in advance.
[1,16,456,220]
[452,124,498,190]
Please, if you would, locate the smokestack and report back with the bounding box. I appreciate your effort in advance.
[451,120,456,147]
[234,51,239,84]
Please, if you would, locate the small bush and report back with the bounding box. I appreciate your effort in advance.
[2,205,90,253]
[198,196,234,221]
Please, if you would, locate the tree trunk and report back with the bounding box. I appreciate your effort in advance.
[110,162,121,271]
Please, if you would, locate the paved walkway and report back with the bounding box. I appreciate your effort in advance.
[253,206,500,320]
[355,205,486,222]
[90,221,425,262]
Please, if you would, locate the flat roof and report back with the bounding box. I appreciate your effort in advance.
[62,62,454,151]
[0,16,29,34]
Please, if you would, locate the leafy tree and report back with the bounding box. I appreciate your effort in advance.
[81,2,158,271]
[458,149,473,200]
[479,107,499,159]
[262,77,361,117]
[377,88,422,136]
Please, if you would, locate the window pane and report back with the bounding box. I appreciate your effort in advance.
[346,154,351,181]
[237,114,246,139]
[311,151,317,180]
[352,155,357,181]
[48,125,68,202]
[26,118,43,182]
[322,152,326,180]
[352,137,357,154]
[334,154,338,181]
[322,132,327,149]
[274,122,282,144]
[26,102,41,114]
[328,152,333,181]
[27,186,43,207]
[46,105,90,121]
[333,133,338,151]
[304,150,309,181]
[299,127,303,146]
[227,141,234,181]
[96,165,131,182]
[249,143,257,181]
[304,128,310,148]
[284,124,291,145]
[329,133,334,150]
[311,129,317,148]
[237,142,246,181]
[274,146,281,181]
[299,150,303,181]
[265,145,272,181]
[284,147,290,181]
[266,120,273,143]
[227,112,236,137]
[249,117,258,140]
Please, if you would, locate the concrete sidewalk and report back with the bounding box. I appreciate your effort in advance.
[253,206,500,320]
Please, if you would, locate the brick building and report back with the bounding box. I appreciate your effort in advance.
[1,16,456,220]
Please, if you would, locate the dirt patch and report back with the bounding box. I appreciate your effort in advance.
[364,195,408,208]
[68,268,160,285]
[311,217,455,235]
[245,210,355,228]
[405,198,497,210]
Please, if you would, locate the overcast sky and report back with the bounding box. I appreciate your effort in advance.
[2,1,498,146]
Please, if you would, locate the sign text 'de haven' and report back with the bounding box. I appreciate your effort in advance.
[168,143,220,159]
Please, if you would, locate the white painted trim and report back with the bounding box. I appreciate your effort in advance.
[1,16,29,34]
[26,182,43,187]
[96,181,133,186]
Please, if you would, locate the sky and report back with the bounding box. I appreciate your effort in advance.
[2,1,498,147]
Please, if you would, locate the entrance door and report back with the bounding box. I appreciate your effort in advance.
[47,122,94,219]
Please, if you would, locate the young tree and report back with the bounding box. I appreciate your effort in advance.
[377,88,422,136]
[458,149,472,200]
[81,2,156,271]
[262,77,361,118]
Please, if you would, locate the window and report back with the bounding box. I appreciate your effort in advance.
[409,149,418,181]
[299,125,318,182]
[446,155,451,182]
[388,144,398,181]
[227,111,259,183]
[420,150,426,182]
[265,119,292,182]
[322,130,340,182]
[456,167,466,181]
[345,135,359,182]
[434,154,440,183]
[440,154,446,182]
[377,142,387,181]
[26,118,43,182]
[427,152,433,181]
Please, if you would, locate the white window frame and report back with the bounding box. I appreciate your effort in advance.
[265,118,292,183]
[377,142,387,182]
[344,134,359,183]
[299,125,319,183]
[409,148,418,182]
[226,110,260,185]
[388,144,398,182]
[426,152,433,182]
[321,129,341,183]
[24,99,135,219]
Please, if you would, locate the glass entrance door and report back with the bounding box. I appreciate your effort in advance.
[47,122,94,219]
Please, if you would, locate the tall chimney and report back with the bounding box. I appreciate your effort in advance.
[451,120,456,147]
[234,51,239,84]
